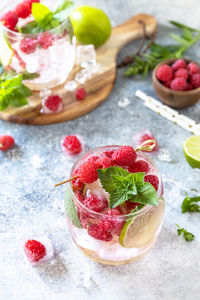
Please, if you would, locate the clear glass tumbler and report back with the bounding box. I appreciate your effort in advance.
[65,146,165,265]
[0,0,76,90]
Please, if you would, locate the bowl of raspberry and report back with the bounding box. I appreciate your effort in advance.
[65,145,165,265]
[152,58,200,108]
[0,0,76,91]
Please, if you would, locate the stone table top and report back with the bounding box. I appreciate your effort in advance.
[0,0,200,299]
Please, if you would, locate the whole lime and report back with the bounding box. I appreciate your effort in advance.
[70,6,111,47]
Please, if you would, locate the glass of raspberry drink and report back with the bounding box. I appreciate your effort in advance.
[65,145,165,265]
[0,0,76,90]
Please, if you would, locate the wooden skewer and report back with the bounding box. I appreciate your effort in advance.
[54,176,78,187]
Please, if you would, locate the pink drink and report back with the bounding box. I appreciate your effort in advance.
[65,146,165,265]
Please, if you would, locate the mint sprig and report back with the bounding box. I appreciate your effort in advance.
[97,166,158,209]
[181,193,200,213]
[20,1,74,35]
[176,224,195,242]
[0,73,32,110]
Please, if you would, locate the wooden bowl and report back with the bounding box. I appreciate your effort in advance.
[152,58,200,109]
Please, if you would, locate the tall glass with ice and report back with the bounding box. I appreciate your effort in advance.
[65,145,165,265]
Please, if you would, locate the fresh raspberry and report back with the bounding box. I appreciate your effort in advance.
[96,155,112,169]
[38,34,53,49]
[100,208,125,236]
[83,194,108,213]
[187,62,199,75]
[62,135,82,155]
[88,155,99,163]
[144,175,159,191]
[20,38,38,54]
[0,11,18,30]
[87,224,112,242]
[72,178,84,192]
[156,64,173,83]
[190,73,200,89]
[174,68,189,80]
[75,191,85,203]
[185,83,193,91]
[24,239,46,262]
[103,150,114,158]
[44,95,63,112]
[128,160,149,174]
[172,59,187,71]
[76,160,98,183]
[132,129,158,152]
[170,77,188,91]
[24,0,40,9]
[0,135,15,151]
[120,201,140,214]
[75,88,86,100]
[15,2,31,18]
[111,146,137,166]
[79,212,90,229]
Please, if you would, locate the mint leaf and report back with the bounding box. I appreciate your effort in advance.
[98,167,158,209]
[181,193,200,213]
[133,182,158,206]
[20,21,42,34]
[32,3,52,24]
[65,188,82,228]
[176,224,195,242]
[54,0,74,23]
[21,71,40,80]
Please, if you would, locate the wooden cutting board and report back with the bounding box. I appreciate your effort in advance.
[0,14,157,125]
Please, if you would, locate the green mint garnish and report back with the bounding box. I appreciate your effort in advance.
[65,188,82,228]
[181,193,200,213]
[20,1,74,34]
[0,74,32,110]
[97,166,158,209]
[176,224,195,242]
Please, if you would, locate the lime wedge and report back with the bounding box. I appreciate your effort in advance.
[183,135,200,168]
[119,200,164,248]
[0,32,13,66]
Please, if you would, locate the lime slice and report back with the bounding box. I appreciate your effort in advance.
[119,200,164,248]
[0,32,13,66]
[183,135,200,168]
[70,6,111,47]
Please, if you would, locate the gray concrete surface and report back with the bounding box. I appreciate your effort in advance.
[0,1,200,299]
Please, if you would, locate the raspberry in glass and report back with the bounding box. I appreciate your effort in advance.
[111,146,137,166]
[144,175,159,191]
[76,160,98,184]
[20,38,38,54]
[128,160,149,174]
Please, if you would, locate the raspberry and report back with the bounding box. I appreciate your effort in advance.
[75,191,85,203]
[24,0,40,9]
[100,208,124,236]
[156,64,173,83]
[0,11,18,30]
[103,150,114,158]
[190,73,200,89]
[75,88,86,100]
[111,146,137,166]
[88,155,99,163]
[62,135,82,155]
[185,83,193,91]
[72,178,84,191]
[144,175,159,191]
[43,94,63,112]
[120,201,140,214]
[132,129,158,152]
[24,239,46,262]
[187,62,199,75]
[76,160,98,183]
[128,160,149,174]
[87,224,112,242]
[172,59,187,71]
[174,68,189,80]
[96,155,112,169]
[170,77,188,91]
[0,135,15,151]
[15,2,31,18]
[79,212,90,229]
[83,194,108,212]
[20,38,38,54]
[38,34,53,49]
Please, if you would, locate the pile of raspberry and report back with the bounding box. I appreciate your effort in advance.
[156,59,200,91]
[71,145,159,242]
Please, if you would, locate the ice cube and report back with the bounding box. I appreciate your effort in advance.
[118,97,130,108]
[64,80,77,91]
[75,69,88,84]
[158,148,172,162]
[132,129,158,152]
[163,177,181,205]
[77,45,96,70]
[39,88,51,98]
[62,135,85,160]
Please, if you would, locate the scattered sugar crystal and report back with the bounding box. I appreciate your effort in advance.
[77,45,96,69]
[158,148,171,162]
[64,80,77,91]
[118,97,130,108]
[75,69,88,84]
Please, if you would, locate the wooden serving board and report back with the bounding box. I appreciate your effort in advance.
[0,14,157,125]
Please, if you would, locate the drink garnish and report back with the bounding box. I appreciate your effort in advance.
[176,224,195,242]
[181,192,200,213]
